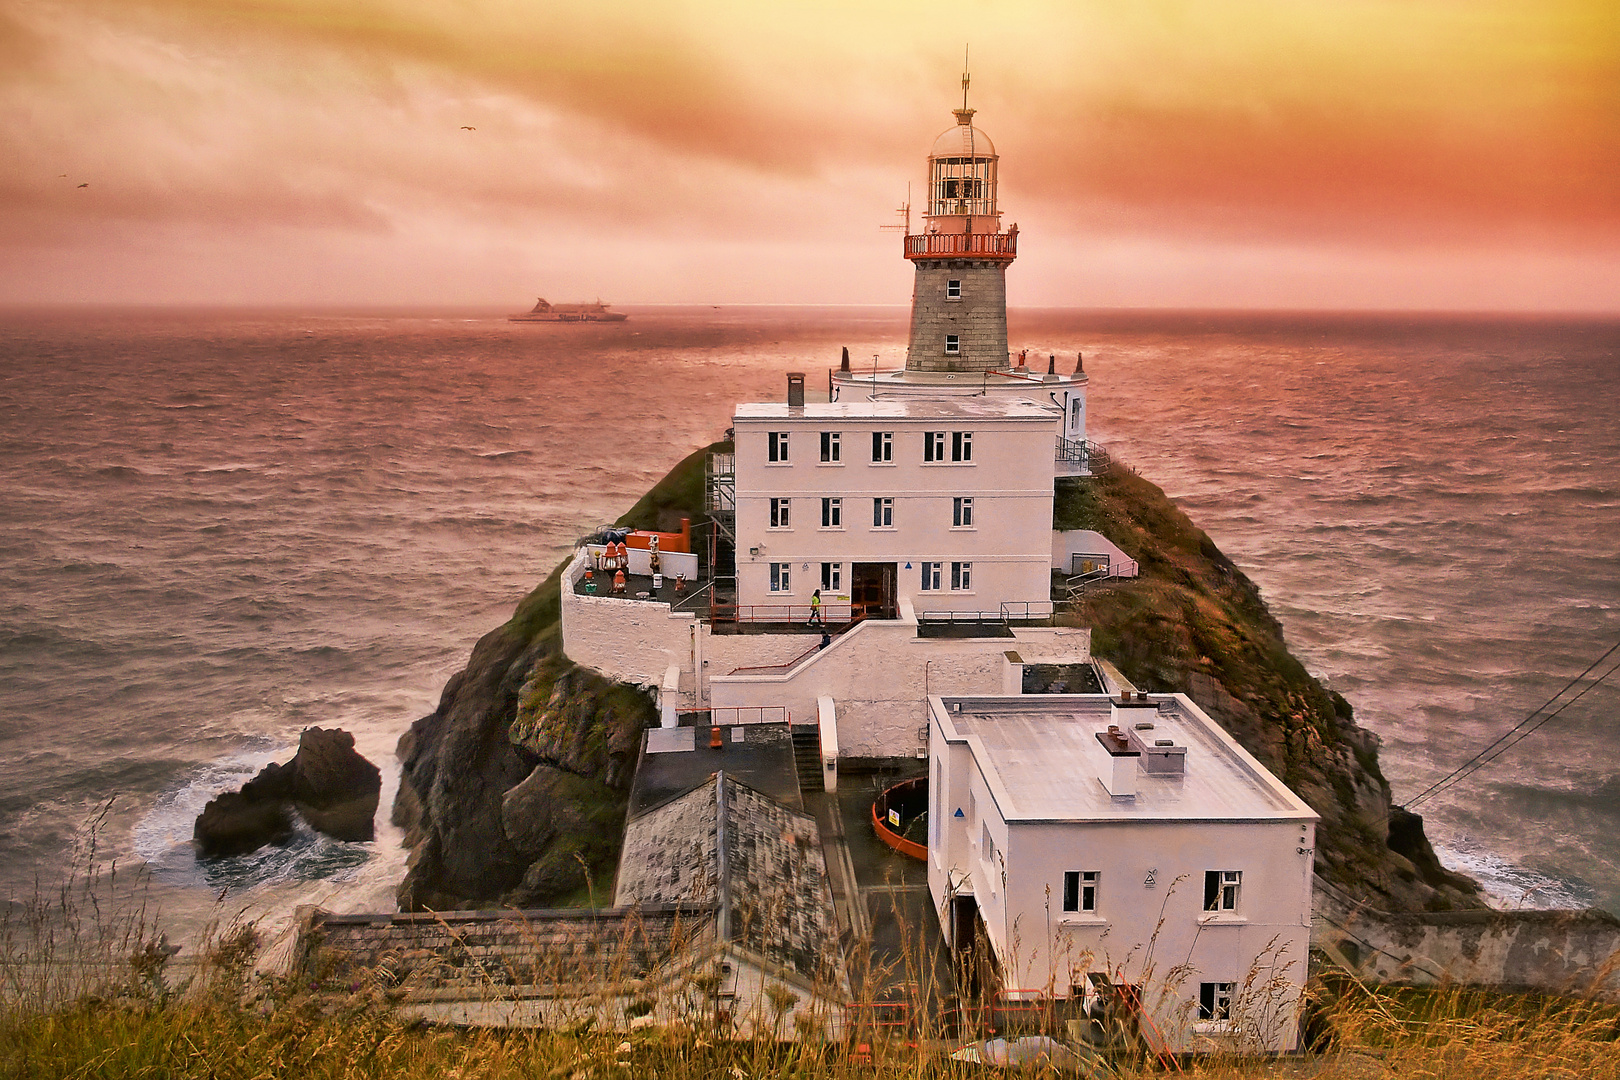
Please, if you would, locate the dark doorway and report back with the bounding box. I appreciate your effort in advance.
[851,562,896,619]
[950,894,979,953]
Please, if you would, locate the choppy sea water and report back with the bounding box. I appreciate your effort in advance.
[1,306,1615,946]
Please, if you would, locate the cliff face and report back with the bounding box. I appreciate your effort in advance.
[1056,467,1480,911]
[394,442,1476,913]
[392,444,716,911]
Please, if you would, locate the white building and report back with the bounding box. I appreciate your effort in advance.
[731,397,1058,619]
[927,692,1318,1053]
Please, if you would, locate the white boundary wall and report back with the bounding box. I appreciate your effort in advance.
[1052,529,1138,577]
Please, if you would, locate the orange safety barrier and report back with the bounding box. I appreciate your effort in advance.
[621,518,691,554]
[871,799,927,861]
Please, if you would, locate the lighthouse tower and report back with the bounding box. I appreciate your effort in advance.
[828,69,1099,475]
[903,71,1017,372]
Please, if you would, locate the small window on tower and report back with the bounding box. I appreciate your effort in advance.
[946,279,962,299]
[944,335,960,355]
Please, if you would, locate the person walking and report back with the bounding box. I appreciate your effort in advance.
[808,588,823,626]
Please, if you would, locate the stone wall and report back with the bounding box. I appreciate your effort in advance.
[905,260,1009,372]
[1314,877,1620,999]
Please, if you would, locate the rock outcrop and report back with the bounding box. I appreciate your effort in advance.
[194,727,381,857]
[387,443,713,911]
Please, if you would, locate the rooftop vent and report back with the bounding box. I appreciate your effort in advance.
[1126,724,1187,777]
[786,372,805,407]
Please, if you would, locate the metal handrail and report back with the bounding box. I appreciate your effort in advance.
[1000,600,1054,621]
[725,639,824,676]
[903,231,1018,259]
[669,579,716,612]
[708,602,854,625]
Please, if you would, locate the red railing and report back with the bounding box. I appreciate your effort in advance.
[903,231,1018,260]
[708,602,854,625]
[725,640,825,676]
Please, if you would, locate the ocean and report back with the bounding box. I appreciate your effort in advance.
[1,306,1616,950]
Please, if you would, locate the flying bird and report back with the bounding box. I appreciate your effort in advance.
[77,182,89,188]
[460,125,475,131]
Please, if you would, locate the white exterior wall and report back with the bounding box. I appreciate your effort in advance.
[997,818,1313,1048]
[732,402,1055,614]
[1052,529,1139,577]
[928,694,1316,1053]
[829,368,1087,444]
[561,552,698,687]
[710,621,1090,758]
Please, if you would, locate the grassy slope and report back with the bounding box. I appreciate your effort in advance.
[1055,465,1479,909]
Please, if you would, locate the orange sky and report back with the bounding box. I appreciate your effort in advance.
[2,0,1617,309]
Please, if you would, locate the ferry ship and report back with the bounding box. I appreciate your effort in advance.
[508,298,628,322]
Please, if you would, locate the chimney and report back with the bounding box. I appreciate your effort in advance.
[1047,353,1056,375]
[1075,352,1084,374]
[1109,691,1158,730]
[1096,724,1139,798]
[839,347,851,373]
[786,372,805,407]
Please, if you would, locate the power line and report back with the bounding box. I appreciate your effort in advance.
[1406,635,1620,809]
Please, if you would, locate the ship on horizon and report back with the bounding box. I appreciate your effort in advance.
[509,298,628,323]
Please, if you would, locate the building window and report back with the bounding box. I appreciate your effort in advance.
[951,561,972,591]
[1199,983,1235,1021]
[768,432,789,463]
[1070,398,1081,428]
[821,562,841,591]
[821,497,841,528]
[769,563,791,592]
[1205,870,1241,912]
[872,431,893,462]
[946,279,962,299]
[873,497,893,527]
[920,562,942,591]
[820,431,840,463]
[770,498,790,529]
[953,497,974,527]
[924,432,945,462]
[952,431,973,462]
[944,335,960,355]
[1062,871,1098,913]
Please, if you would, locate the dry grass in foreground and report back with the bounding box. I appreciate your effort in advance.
[4,978,1620,1080]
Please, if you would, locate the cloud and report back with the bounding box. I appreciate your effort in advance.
[1,0,1616,306]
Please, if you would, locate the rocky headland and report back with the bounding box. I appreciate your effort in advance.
[393,441,1480,913]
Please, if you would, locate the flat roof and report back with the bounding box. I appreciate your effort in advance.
[934,694,1317,824]
[733,399,1057,422]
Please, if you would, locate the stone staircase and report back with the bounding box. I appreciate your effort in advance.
[791,725,823,794]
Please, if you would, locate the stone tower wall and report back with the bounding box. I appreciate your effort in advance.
[904,260,1010,372]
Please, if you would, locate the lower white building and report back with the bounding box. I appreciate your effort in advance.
[927,692,1318,1053]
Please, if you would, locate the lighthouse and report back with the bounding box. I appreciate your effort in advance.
[829,69,1101,476]
[903,70,1017,372]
